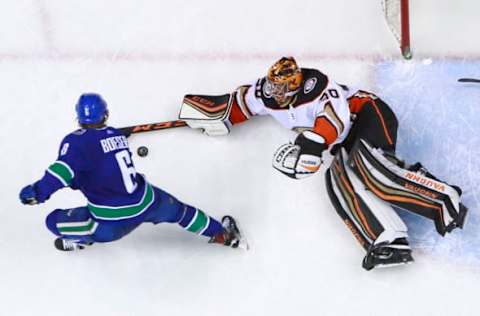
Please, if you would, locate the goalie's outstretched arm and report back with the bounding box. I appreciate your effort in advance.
[178,83,266,136]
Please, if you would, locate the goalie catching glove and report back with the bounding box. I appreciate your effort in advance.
[272,131,327,179]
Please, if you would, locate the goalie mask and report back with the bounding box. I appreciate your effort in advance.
[267,57,303,105]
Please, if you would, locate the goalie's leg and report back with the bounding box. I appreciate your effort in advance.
[343,96,467,235]
[348,139,468,235]
[326,150,413,270]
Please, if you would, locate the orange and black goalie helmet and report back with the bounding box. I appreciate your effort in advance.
[266,56,303,102]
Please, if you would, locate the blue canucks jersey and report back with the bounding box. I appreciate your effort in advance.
[34,127,154,221]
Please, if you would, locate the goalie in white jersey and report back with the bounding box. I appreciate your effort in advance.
[179,57,468,270]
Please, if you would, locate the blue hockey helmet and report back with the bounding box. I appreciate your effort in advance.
[75,93,108,125]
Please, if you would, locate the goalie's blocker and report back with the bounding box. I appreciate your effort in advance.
[179,94,233,136]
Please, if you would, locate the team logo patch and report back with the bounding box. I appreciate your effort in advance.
[263,81,273,98]
[304,78,317,94]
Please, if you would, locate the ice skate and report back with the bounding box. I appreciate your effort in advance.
[209,215,249,250]
[54,238,91,251]
[362,240,413,271]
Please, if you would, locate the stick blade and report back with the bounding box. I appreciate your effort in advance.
[458,78,480,83]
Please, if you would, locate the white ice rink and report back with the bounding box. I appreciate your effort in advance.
[1,1,480,315]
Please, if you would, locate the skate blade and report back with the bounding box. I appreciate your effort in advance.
[372,260,413,270]
[233,220,250,251]
[236,238,249,251]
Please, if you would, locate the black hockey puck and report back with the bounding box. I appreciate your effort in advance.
[137,146,149,157]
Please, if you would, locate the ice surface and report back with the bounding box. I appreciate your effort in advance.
[1,1,480,316]
[376,60,480,264]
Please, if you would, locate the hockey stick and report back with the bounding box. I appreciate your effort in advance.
[458,78,480,83]
[119,119,188,137]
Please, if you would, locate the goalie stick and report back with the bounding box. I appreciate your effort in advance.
[458,78,480,83]
[118,120,187,137]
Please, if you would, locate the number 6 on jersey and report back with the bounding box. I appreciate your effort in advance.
[115,150,138,193]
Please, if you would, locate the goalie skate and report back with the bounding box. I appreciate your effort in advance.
[362,240,413,271]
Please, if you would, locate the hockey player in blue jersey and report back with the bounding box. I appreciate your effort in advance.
[19,93,243,251]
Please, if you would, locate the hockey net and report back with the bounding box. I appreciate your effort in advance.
[382,0,411,59]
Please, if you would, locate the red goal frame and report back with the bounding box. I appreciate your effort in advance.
[400,0,411,59]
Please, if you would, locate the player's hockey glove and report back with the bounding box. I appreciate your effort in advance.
[19,184,40,205]
[272,131,326,179]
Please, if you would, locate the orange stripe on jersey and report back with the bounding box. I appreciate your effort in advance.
[229,93,249,125]
[313,116,338,145]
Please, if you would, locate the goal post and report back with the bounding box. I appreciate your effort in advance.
[382,0,412,59]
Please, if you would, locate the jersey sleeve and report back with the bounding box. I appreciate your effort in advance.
[33,134,90,202]
[312,81,351,146]
[228,79,269,125]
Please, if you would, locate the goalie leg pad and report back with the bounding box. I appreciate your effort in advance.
[348,139,467,236]
[326,149,409,251]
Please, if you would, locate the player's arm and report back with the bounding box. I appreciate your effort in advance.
[19,136,87,205]
[178,80,266,136]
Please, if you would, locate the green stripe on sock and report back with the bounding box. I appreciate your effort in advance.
[48,161,74,185]
[58,220,95,233]
[187,210,208,234]
[88,183,154,220]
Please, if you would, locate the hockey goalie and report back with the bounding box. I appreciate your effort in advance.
[178,57,468,270]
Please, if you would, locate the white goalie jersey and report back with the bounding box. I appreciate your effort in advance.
[179,68,359,149]
[230,68,354,147]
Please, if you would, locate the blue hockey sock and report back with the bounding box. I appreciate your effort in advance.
[178,206,223,237]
